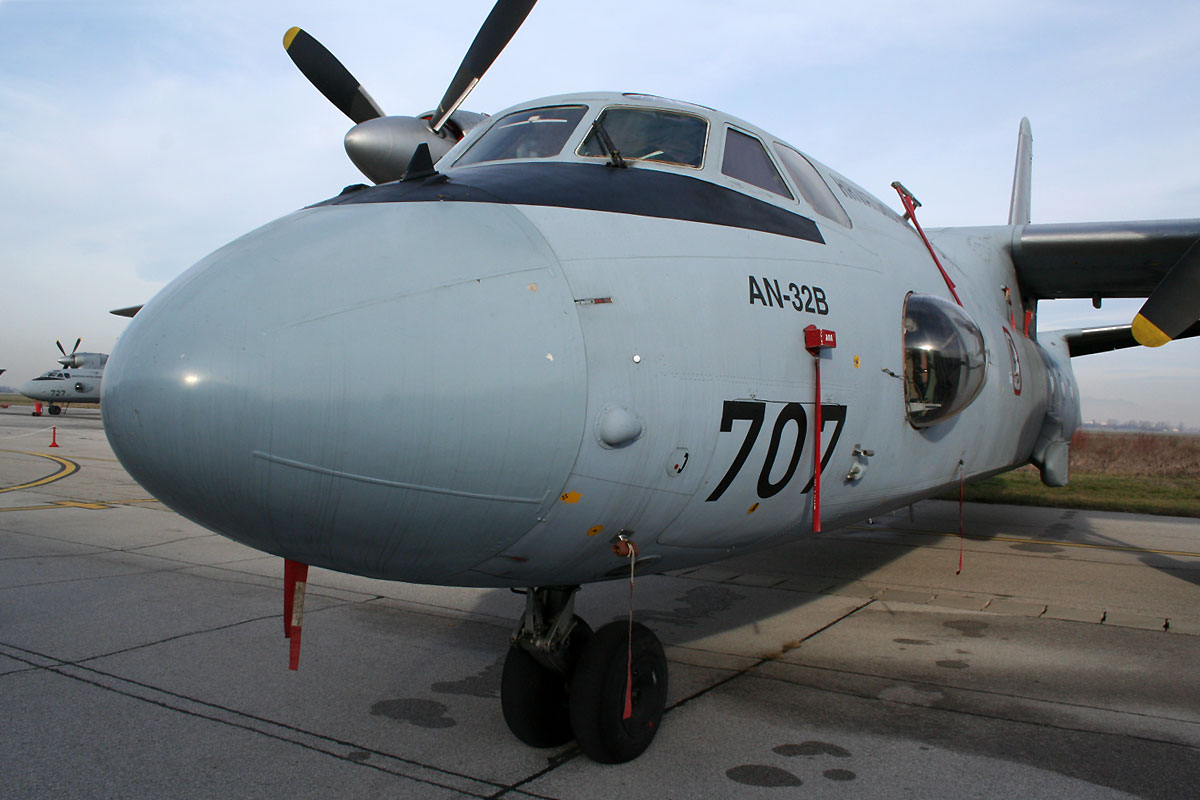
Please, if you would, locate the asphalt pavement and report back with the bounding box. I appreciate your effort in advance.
[3,407,1199,798]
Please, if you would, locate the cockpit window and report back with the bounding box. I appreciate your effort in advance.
[722,128,792,199]
[455,105,587,166]
[578,107,708,167]
[773,144,852,227]
[903,294,987,428]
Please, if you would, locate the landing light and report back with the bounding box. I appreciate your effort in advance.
[183,374,200,386]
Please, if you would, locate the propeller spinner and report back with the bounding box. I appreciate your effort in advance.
[284,0,537,184]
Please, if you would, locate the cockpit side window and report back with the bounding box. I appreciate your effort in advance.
[455,105,587,166]
[721,128,792,199]
[577,107,708,168]
[773,144,852,228]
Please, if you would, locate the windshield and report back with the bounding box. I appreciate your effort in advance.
[455,105,587,166]
[578,107,707,168]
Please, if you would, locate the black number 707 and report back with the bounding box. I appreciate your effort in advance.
[705,400,846,502]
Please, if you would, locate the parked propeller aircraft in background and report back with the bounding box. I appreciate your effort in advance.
[20,339,107,415]
[99,0,1200,764]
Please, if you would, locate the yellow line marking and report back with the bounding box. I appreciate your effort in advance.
[0,501,110,512]
[0,498,160,513]
[0,450,79,493]
[845,524,1200,559]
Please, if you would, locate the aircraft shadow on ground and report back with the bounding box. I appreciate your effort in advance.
[458,499,1198,654]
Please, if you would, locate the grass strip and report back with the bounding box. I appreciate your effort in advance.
[947,467,1200,518]
[0,394,35,406]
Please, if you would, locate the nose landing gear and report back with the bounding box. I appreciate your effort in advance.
[569,620,667,763]
[502,585,668,763]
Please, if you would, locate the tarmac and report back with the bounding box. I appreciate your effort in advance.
[3,406,1200,799]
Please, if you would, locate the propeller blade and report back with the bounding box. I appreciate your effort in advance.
[56,340,66,356]
[72,337,81,355]
[283,27,385,124]
[430,0,537,133]
[1132,238,1200,346]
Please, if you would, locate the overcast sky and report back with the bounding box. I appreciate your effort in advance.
[2,0,1198,425]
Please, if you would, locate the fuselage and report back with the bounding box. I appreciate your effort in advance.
[20,367,103,404]
[101,92,1078,588]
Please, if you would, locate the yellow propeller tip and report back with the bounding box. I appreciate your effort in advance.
[283,27,301,50]
[1132,314,1171,347]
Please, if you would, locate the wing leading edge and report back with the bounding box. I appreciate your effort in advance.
[1012,219,1200,299]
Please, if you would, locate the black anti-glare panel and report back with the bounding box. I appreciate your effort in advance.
[321,161,825,245]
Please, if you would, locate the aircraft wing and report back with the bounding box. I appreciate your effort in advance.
[1012,219,1200,299]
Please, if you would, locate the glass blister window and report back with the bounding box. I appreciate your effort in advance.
[773,144,852,227]
[721,128,792,198]
[578,107,708,167]
[903,294,987,428]
[456,105,587,166]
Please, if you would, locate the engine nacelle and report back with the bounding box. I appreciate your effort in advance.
[58,352,108,370]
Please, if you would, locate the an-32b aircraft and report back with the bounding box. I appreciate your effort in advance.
[20,339,107,415]
[100,0,1200,764]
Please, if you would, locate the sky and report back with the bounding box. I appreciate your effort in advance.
[1,0,1198,426]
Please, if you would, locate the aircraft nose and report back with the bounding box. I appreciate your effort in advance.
[102,202,587,582]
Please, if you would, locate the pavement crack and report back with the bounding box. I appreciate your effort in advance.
[2,640,510,798]
[73,615,283,664]
[123,533,217,550]
[665,598,878,718]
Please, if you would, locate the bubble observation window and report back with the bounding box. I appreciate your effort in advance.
[903,294,987,427]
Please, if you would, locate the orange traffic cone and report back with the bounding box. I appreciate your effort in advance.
[33,402,43,417]
[49,427,59,448]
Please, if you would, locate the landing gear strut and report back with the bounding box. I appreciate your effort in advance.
[502,585,668,763]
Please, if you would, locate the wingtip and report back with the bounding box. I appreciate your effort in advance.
[283,26,302,50]
[1132,314,1171,347]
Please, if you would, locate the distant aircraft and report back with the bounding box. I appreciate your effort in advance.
[20,339,107,415]
[100,0,1200,763]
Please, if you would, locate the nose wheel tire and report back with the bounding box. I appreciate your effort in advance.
[568,620,668,763]
[501,617,592,748]
[48,405,61,416]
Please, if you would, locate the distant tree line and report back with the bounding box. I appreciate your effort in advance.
[1084,419,1198,434]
